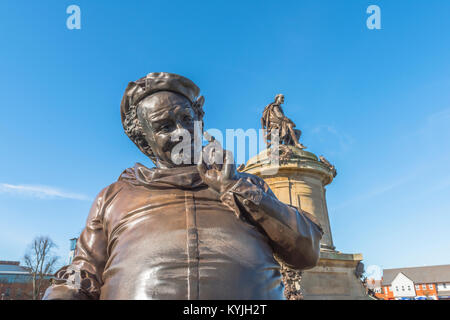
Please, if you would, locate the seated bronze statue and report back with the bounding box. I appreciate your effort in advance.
[43,72,323,300]
[261,94,306,150]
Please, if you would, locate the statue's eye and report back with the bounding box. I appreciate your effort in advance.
[158,125,170,133]
[183,116,193,122]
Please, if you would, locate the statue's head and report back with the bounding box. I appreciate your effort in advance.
[275,94,284,105]
[121,72,205,168]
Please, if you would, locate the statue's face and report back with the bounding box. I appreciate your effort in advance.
[137,91,201,168]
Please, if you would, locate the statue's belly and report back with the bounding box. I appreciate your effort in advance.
[100,199,284,300]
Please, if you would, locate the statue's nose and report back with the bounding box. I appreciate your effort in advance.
[175,121,185,130]
[170,121,190,141]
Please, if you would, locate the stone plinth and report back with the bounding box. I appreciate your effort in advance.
[241,146,368,299]
[301,251,367,299]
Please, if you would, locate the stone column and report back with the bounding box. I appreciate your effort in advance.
[242,146,335,251]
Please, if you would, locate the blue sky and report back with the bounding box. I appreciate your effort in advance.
[0,0,449,276]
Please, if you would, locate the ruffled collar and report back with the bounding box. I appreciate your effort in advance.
[118,163,206,189]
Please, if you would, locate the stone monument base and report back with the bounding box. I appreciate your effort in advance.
[300,251,368,300]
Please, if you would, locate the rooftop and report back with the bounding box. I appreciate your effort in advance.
[0,260,29,274]
[0,261,20,265]
[382,265,450,286]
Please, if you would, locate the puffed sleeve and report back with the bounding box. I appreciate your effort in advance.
[220,174,323,270]
[43,186,110,300]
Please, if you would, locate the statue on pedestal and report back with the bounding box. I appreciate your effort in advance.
[42,72,323,300]
[261,94,306,150]
[260,95,312,299]
[242,94,368,300]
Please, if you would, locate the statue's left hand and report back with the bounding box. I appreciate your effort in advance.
[197,133,240,195]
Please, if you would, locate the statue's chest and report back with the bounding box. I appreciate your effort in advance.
[102,185,242,242]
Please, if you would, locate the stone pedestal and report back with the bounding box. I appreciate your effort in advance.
[242,146,368,299]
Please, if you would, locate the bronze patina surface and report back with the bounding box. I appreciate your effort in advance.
[261,94,306,150]
[43,72,323,300]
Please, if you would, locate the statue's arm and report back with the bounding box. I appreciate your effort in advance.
[43,187,110,300]
[221,175,323,270]
[272,106,296,126]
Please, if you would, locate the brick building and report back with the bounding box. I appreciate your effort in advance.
[0,260,51,300]
[378,264,450,300]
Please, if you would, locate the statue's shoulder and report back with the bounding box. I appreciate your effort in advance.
[91,163,148,201]
[262,103,275,122]
[95,178,128,203]
[264,102,276,111]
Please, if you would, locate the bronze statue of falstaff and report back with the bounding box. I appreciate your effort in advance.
[43,72,323,300]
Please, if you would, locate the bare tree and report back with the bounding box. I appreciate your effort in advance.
[24,236,58,300]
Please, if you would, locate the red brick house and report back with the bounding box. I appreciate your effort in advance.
[379,265,450,300]
[0,260,51,300]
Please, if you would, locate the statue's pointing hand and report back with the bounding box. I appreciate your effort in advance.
[197,132,240,195]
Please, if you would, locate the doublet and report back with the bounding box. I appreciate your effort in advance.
[44,164,322,300]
